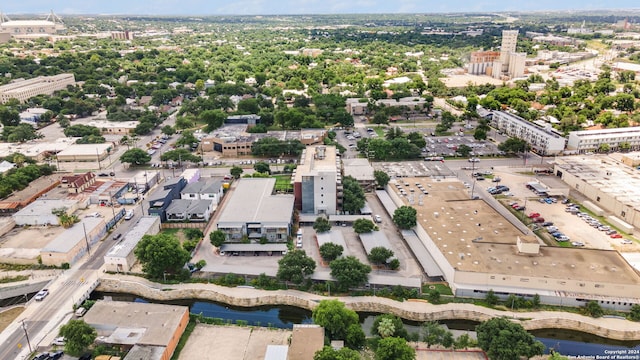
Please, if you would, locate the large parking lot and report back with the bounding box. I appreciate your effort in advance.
[423,135,501,159]
[487,169,639,251]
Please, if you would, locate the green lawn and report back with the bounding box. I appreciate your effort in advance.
[273,175,293,192]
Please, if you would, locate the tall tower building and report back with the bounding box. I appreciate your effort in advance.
[499,30,519,63]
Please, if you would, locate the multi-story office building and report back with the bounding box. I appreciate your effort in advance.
[0,73,75,104]
[491,30,527,80]
[567,126,640,153]
[293,145,341,215]
[491,111,566,155]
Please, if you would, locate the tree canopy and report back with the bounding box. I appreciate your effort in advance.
[59,320,97,356]
[312,300,365,349]
[476,317,544,360]
[319,242,343,262]
[120,148,152,165]
[374,337,416,360]
[353,218,376,233]
[342,175,365,214]
[134,233,191,279]
[330,256,371,290]
[393,206,417,229]
[276,249,316,284]
[313,217,331,233]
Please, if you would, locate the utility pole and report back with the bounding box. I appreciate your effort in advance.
[21,320,32,353]
[82,221,91,256]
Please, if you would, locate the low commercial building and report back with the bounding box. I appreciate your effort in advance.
[19,108,49,125]
[40,217,105,266]
[554,155,640,230]
[384,177,640,310]
[55,143,112,162]
[567,126,640,154]
[358,231,394,255]
[61,172,96,194]
[0,73,75,104]
[104,216,161,272]
[83,300,189,360]
[216,178,294,242]
[342,158,375,192]
[12,199,79,226]
[225,114,261,125]
[491,111,566,155]
[75,120,138,135]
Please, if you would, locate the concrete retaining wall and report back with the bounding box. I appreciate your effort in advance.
[97,276,640,341]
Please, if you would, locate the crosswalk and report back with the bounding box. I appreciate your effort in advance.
[60,279,87,287]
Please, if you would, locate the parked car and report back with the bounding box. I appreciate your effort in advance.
[611,234,623,239]
[621,239,633,245]
[33,353,50,360]
[514,205,525,211]
[34,289,49,301]
[533,217,545,223]
[546,226,559,232]
[606,230,618,235]
[541,221,554,227]
[113,233,122,241]
[492,177,501,182]
[52,337,66,346]
[571,241,585,247]
[557,235,570,241]
[49,351,64,360]
[528,212,541,219]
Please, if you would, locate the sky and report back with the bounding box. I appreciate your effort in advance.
[1,0,639,16]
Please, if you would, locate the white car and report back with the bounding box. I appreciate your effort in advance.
[621,239,633,245]
[52,337,66,346]
[34,289,49,301]
[296,239,303,248]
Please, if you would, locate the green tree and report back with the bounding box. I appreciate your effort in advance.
[422,321,448,348]
[427,290,441,304]
[353,218,376,233]
[59,320,97,356]
[120,148,151,166]
[312,300,362,347]
[377,318,396,338]
[134,233,191,279]
[1,124,43,142]
[477,317,544,360]
[330,256,371,290]
[253,161,271,174]
[230,166,244,179]
[485,289,499,306]
[161,125,175,136]
[454,333,476,350]
[160,148,201,163]
[457,144,472,157]
[0,106,20,127]
[63,124,101,137]
[368,247,394,265]
[473,128,487,141]
[276,249,316,284]
[582,301,604,318]
[630,304,640,321]
[209,230,226,247]
[393,206,417,229]
[314,346,361,360]
[201,109,227,132]
[343,176,365,214]
[375,337,415,360]
[498,137,529,154]
[313,217,331,233]
[374,170,390,189]
[319,242,343,262]
[372,314,409,339]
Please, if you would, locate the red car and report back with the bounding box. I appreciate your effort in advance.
[511,203,520,209]
[610,234,623,239]
[528,212,541,218]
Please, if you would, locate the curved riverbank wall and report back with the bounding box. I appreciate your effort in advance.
[97,276,640,341]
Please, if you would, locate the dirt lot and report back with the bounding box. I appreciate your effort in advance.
[0,307,24,333]
[179,324,292,360]
[0,226,65,263]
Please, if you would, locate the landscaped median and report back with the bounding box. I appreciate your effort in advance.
[96,274,640,341]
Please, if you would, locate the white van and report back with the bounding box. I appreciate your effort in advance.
[74,307,87,317]
[124,210,134,220]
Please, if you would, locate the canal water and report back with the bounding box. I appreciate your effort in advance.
[92,292,640,356]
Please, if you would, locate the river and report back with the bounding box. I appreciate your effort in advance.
[92,292,640,357]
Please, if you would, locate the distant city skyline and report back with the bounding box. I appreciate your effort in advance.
[1,0,639,16]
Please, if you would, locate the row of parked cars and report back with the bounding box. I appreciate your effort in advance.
[487,185,509,195]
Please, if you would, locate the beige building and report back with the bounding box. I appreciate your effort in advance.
[554,155,640,230]
[77,120,138,135]
[84,301,189,360]
[382,177,640,310]
[0,73,75,104]
[104,216,161,272]
[40,217,105,266]
[55,143,112,162]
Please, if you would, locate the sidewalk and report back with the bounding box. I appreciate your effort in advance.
[98,274,640,341]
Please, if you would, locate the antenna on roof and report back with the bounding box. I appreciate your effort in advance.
[45,10,64,24]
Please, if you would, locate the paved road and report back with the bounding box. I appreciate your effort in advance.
[0,201,144,359]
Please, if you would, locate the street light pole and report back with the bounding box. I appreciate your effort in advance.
[96,148,102,170]
[21,320,32,353]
